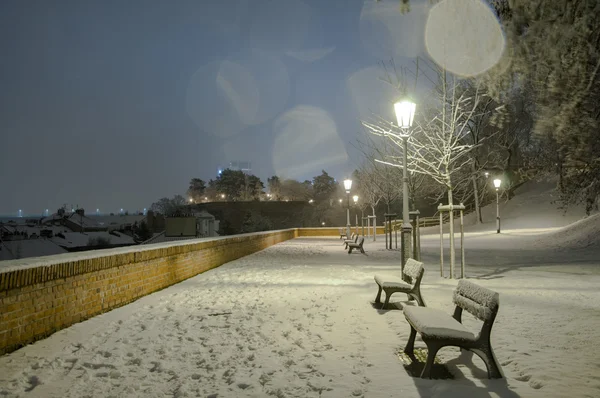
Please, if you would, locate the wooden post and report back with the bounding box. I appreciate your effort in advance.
[439,205,443,277]
[460,204,465,279]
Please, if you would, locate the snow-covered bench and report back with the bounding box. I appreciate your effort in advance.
[343,233,357,249]
[374,259,426,308]
[403,280,503,379]
[347,236,365,254]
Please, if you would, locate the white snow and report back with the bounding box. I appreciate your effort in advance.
[0,231,598,397]
[1,183,599,397]
[403,306,475,341]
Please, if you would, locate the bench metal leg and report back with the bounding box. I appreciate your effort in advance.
[375,286,382,303]
[421,342,443,379]
[410,291,426,307]
[470,347,503,379]
[383,291,392,309]
[404,325,417,356]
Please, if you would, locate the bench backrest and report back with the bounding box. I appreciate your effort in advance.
[453,280,499,322]
[357,236,364,246]
[404,258,424,286]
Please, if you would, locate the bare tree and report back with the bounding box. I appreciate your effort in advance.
[362,64,484,278]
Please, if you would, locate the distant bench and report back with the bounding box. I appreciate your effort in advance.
[347,236,365,254]
[403,280,503,379]
[374,259,426,308]
[343,233,358,249]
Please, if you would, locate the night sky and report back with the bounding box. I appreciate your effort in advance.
[0,0,450,215]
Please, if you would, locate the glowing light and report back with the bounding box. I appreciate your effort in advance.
[394,101,416,128]
[353,195,359,203]
[343,179,352,192]
[493,179,501,189]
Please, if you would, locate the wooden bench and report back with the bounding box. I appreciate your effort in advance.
[347,236,365,254]
[339,228,346,239]
[343,233,357,249]
[403,280,503,379]
[374,259,426,308]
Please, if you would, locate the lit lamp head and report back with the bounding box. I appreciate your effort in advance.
[189,198,193,203]
[484,171,489,178]
[343,179,352,193]
[353,195,359,204]
[493,178,502,190]
[394,100,416,129]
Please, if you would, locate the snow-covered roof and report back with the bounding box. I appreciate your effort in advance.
[141,231,202,245]
[66,214,103,228]
[50,231,136,248]
[0,239,68,261]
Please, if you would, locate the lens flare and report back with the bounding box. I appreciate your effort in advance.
[425,0,505,77]
[272,106,348,180]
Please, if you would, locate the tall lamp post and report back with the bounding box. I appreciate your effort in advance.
[344,179,352,238]
[353,195,359,234]
[494,178,501,233]
[394,100,416,276]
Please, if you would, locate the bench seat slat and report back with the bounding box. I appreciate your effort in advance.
[404,306,476,341]
[374,275,411,290]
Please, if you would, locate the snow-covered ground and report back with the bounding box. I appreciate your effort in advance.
[1,180,599,397]
[1,229,599,397]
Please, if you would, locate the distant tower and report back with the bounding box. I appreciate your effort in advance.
[229,161,252,174]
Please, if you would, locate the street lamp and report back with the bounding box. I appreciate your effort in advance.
[343,179,353,238]
[394,99,416,274]
[493,178,501,233]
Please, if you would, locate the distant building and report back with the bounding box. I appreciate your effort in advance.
[141,210,219,245]
[218,161,252,175]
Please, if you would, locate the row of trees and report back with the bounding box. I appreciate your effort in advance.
[184,169,348,204]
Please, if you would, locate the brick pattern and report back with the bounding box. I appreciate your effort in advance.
[0,229,296,355]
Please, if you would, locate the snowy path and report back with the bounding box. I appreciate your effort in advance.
[1,234,599,397]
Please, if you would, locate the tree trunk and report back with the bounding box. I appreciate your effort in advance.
[472,173,482,224]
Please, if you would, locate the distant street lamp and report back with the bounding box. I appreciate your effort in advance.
[394,99,416,274]
[189,198,193,203]
[344,179,353,238]
[220,194,225,199]
[494,178,502,233]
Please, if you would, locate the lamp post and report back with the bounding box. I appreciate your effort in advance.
[494,178,501,233]
[394,100,416,276]
[353,195,359,234]
[344,179,352,238]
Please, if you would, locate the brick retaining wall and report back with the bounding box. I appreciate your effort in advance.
[0,227,385,354]
[0,229,296,355]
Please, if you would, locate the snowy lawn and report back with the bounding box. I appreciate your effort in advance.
[1,231,600,398]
